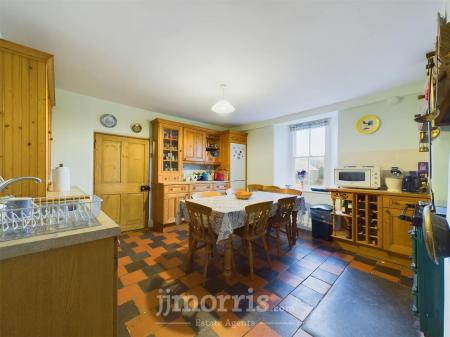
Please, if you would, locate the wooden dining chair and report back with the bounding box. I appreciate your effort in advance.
[247,184,264,192]
[184,201,217,283]
[262,185,281,192]
[268,196,297,256]
[278,188,302,196]
[234,201,273,278]
[191,191,223,199]
[278,189,302,242]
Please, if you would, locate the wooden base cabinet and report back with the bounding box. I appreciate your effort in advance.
[0,237,117,337]
[152,182,229,231]
[329,188,429,266]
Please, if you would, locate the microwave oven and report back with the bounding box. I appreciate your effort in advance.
[334,166,381,189]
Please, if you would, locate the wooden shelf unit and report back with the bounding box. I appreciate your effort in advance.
[329,188,430,266]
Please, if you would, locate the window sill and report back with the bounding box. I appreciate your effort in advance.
[300,186,330,194]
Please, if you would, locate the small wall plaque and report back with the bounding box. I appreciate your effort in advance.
[131,123,142,133]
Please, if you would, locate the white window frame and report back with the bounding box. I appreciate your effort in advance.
[288,113,337,188]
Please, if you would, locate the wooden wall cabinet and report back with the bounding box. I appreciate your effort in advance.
[0,39,55,197]
[183,128,205,162]
[218,130,247,172]
[151,119,183,183]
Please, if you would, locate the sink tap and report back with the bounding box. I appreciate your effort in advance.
[0,176,42,193]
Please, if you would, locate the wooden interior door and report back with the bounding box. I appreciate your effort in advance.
[94,133,149,231]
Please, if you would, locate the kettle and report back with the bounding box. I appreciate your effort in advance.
[214,171,225,181]
[201,172,209,181]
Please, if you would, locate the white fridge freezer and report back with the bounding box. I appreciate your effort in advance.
[230,143,246,189]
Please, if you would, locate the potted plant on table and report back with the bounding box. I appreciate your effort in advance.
[296,170,307,189]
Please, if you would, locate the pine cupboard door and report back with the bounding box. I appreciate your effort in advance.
[0,50,50,197]
[94,133,149,231]
[164,192,189,224]
[382,207,412,256]
[157,122,183,181]
[183,128,205,162]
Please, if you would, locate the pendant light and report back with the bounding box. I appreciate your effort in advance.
[211,84,235,114]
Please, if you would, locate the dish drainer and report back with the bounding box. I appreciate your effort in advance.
[0,195,102,242]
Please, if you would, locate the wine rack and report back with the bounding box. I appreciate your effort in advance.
[331,192,354,242]
[355,194,381,247]
[331,191,381,247]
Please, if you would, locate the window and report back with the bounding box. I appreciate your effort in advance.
[291,119,328,186]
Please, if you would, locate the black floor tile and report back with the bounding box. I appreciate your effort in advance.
[203,277,230,295]
[125,260,149,274]
[138,275,165,293]
[287,262,315,279]
[291,284,323,307]
[312,268,339,284]
[141,263,165,277]
[128,251,150,262]
[302,268,419,337]
[265,279,295,298]
[255,267,279,281]
[260,309,302,337]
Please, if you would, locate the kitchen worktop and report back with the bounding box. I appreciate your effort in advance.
[155,180,230,185]
[46,186,87,199]
[0,187,121,261]
[326,187,431,199]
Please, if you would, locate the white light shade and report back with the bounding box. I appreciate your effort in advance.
[211,99,235,114]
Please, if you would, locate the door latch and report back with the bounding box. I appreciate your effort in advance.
[140,185,150,192]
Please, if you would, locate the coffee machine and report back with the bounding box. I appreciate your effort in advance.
[402,172,421,193]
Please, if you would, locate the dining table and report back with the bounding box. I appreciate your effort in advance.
[176,191,306,277]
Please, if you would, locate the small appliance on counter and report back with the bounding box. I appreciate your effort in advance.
[402,172,421,193]
[334,166,380,189]
[385,166,403,192]
[214,171,225,181]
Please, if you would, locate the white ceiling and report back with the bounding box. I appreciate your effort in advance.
[0,0,442,126]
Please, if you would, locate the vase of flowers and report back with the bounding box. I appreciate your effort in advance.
[297,170,307,189]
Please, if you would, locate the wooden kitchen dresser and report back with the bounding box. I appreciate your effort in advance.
[328,188,430,266]
[0,39,55,197]
[150,118,246,231]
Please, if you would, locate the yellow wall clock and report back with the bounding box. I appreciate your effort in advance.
[356,114,380,134]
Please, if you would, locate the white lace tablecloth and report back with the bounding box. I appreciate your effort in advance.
[176,191,306,242]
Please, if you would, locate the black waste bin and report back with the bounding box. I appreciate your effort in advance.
[310,204,333,240]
